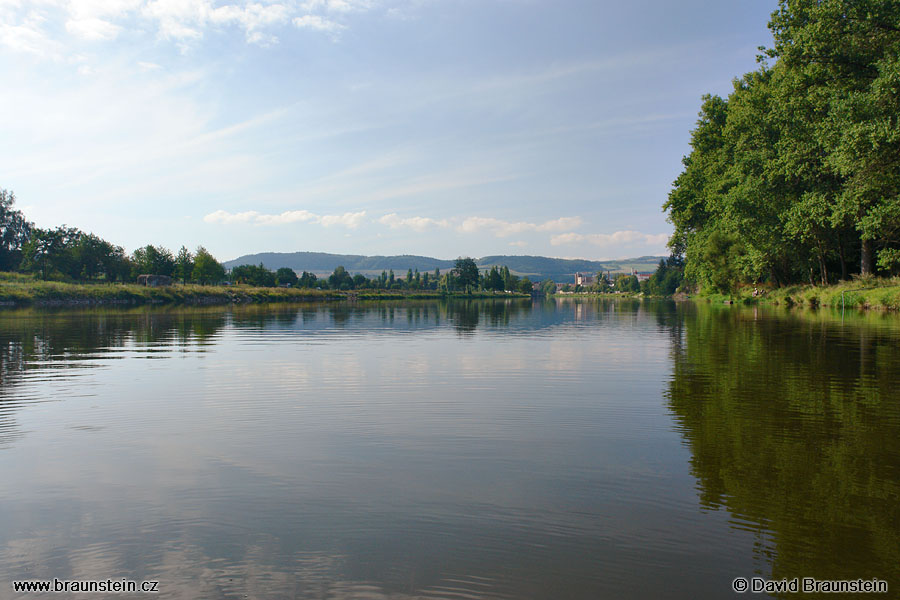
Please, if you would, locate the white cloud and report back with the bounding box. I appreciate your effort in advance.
[317,210,366,228]
[253,209,317,225]
[67,0,144,20]
[203,209,260,224]
[299,0,373,13]
[0,14,61,57]
[210,2,290,44]
[550,230,669,247]
[458,216,583,238]
[508,241,527,247]
[0,0,367,54]
[203,209,366,228]
[66,17,121,41]
[377,213,449,232]
[141,0,208,41]
[293,14,343,32]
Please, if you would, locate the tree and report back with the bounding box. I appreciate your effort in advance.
[276,267,298,287]
[454,257,479,290]
[69,232,128,281]
[132,245,175,277]
[298,271,317,288]
[174,246,194,284]
[231,263,275,286]
[329,265,353,290]
[614,274,640,293]
[768,0,900,275]
[645,258,684,296]
[596,272,611,292]
[485,266,504,291]
[20,226,84,280]
[540,279,556,295]
[0,189,32,271]
[192,247,225,284]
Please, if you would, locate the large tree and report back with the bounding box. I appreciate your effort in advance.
[132,245,175,277]
[666,0,900,286]
[768,0,900,275]
[0,189,32,271]
[454,257,480,290]
[192,247,225,284]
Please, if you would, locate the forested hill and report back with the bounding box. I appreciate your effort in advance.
[222,251,664,281]
[223,252,452,273]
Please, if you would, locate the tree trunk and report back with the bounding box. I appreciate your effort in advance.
[838,238,848,280]
[861,238,874,275]
[817,245,827,285]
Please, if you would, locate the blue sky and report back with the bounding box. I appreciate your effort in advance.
[1,0,777,262]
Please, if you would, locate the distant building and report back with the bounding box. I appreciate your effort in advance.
[574,272,595,287]
[631,269,652,282]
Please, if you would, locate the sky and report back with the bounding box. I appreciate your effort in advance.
[0,0,778,262]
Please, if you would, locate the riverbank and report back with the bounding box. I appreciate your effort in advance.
[0,273,528,307]
[695,278,900,311]
[545,278,900,312]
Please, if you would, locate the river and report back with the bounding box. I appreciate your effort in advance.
[1,299,898,599]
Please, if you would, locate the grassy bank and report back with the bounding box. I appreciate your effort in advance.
[695,277,900,311]
[0,273,529,307]
[0,272,338,306]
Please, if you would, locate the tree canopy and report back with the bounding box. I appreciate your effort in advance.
[666,0,900,288]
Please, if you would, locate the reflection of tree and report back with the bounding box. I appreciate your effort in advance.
[666,304,900,590]
[446,300,479,335]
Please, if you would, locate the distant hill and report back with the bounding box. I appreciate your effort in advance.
[222,251,665,281]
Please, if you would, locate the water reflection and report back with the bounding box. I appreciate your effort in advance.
[0,300,898,598]
[666,303,900,593]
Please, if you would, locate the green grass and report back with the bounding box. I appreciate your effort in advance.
[0,273,529,307]
[691,276,900,311]
[0,274,338,306]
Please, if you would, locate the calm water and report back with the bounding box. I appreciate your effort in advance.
[0,299,898,599]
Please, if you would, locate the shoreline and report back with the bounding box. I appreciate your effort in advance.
[0,277,530,308]
[547,279,900,312]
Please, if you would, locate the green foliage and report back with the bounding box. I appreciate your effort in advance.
[231,263,275,287]
[132,245,175,278]
[485,266,504,291]
[876,249,900,275]
[454,257,480,290]
[0,189,32,271]
[644,258,685,296]
[328,265,353,290]
[275,267,298,287]
[192,247,225,285]
[540,279,556,295]
[594,272,611,292]
[174,246,194,284]
[614,274,640,293]
[298,271,317,288]
[667,1,900,287]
